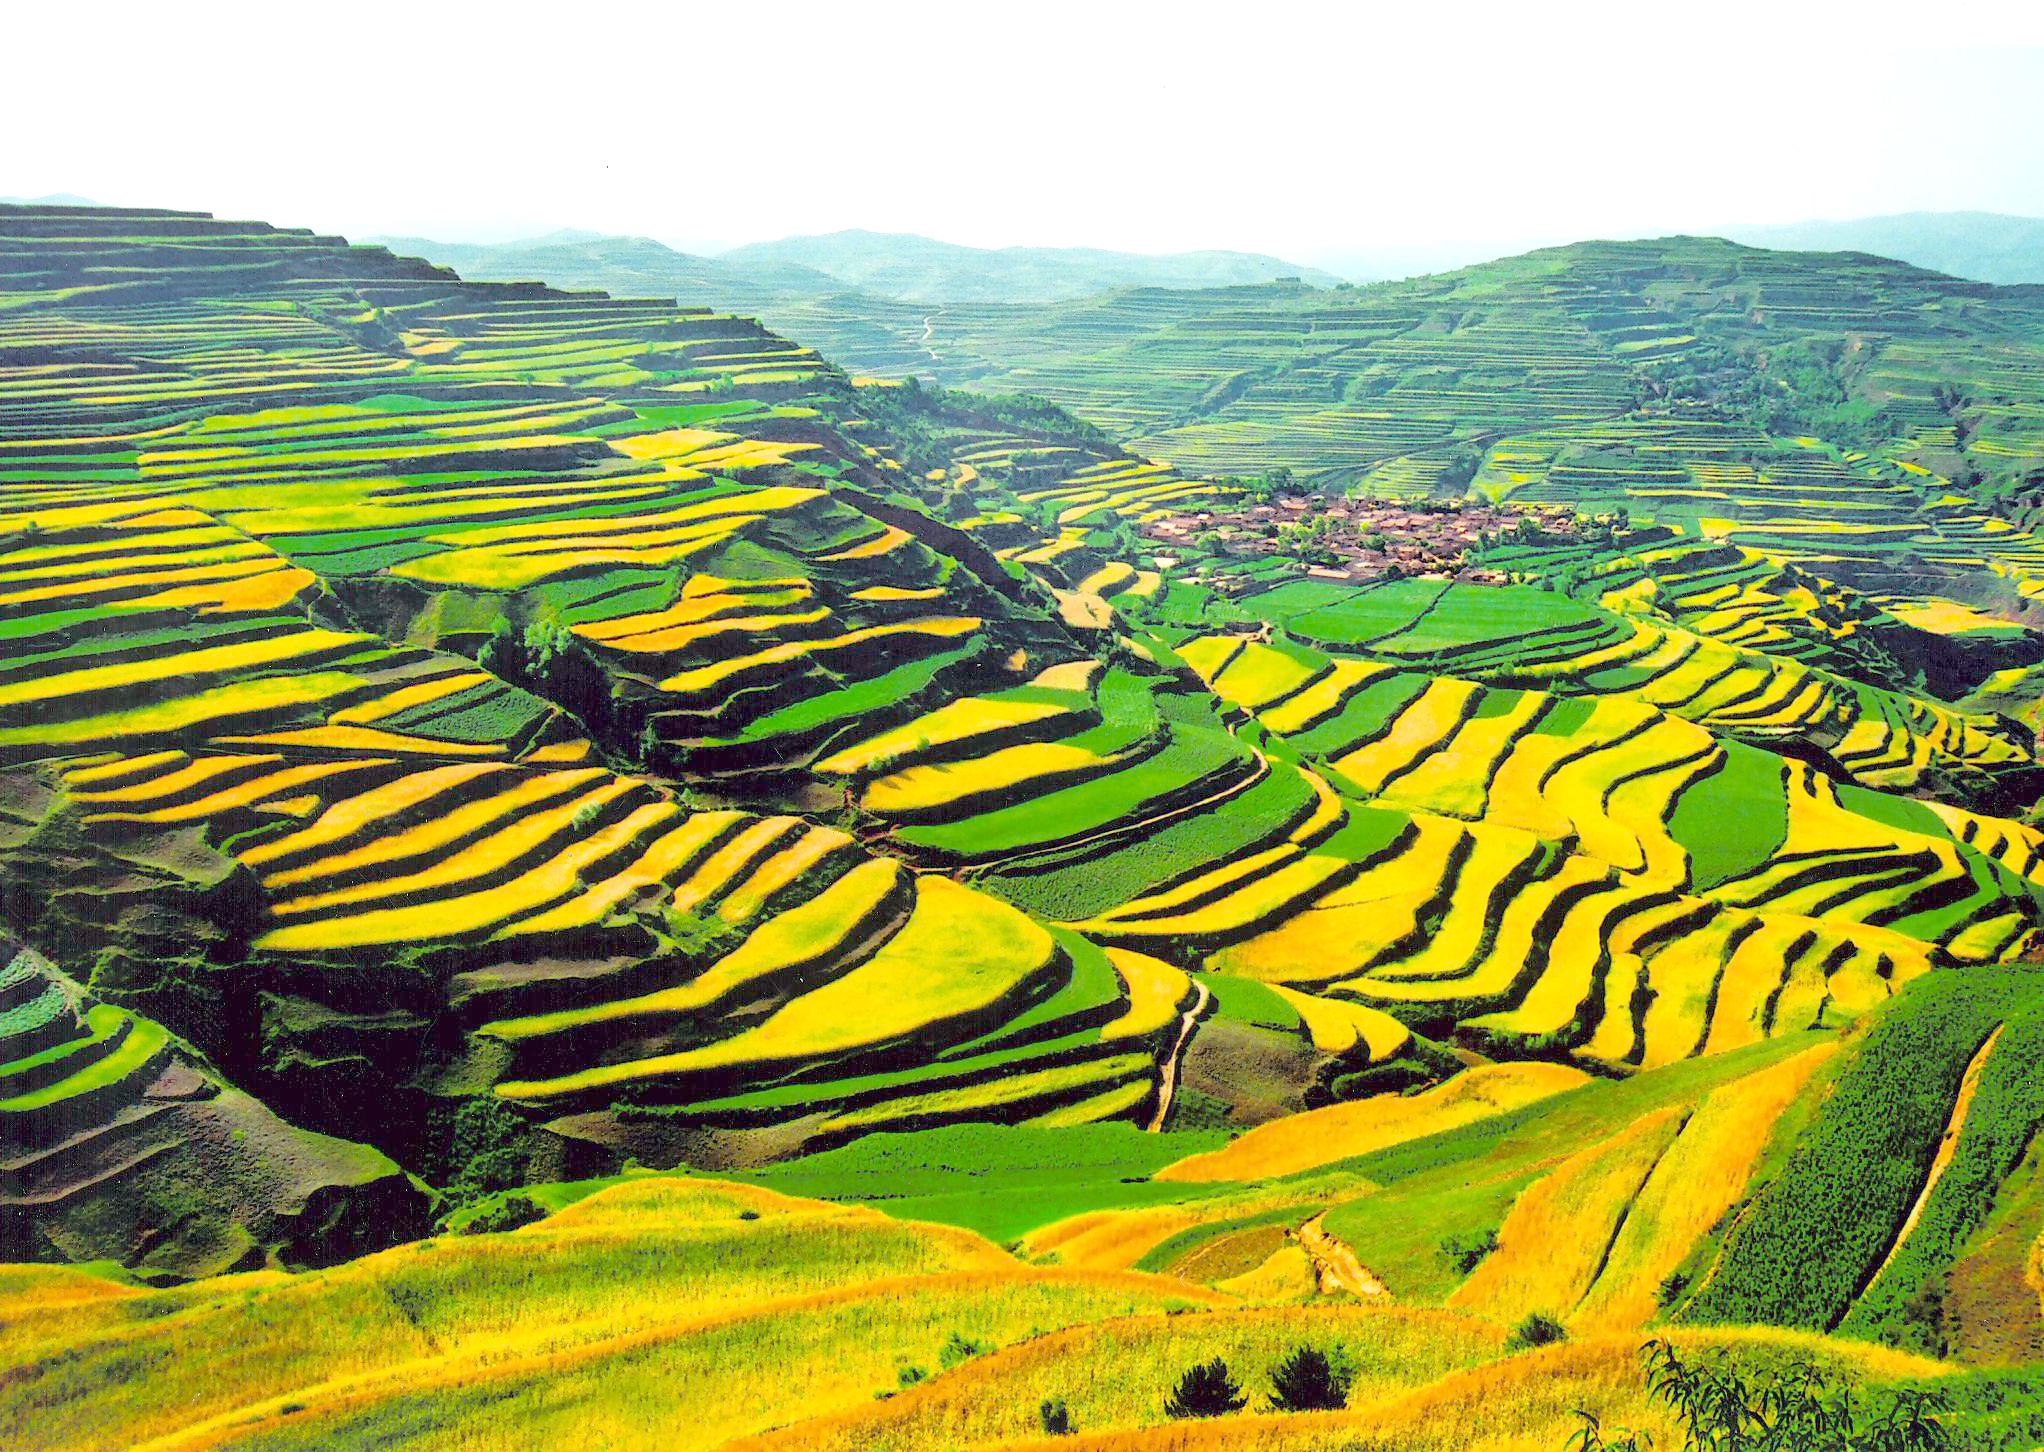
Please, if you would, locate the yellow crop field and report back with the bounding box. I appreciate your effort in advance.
[1373,691,1549,818]
[666,816,804,916]
[1330,679,1482,793]
[1156,1062,1590,1181]
[496,810,743,939]
[658,618,981,696]
[1261,658,1390,733]
[259,768,612,896]
[259,800,680,951]
[817,697,1077,777]
[0,628,365,713]
[77,758,388,826]
[238,763,509,869]
[1268,983,1411,1059]
[496,876,1051,1095]
[1099,948,1191,1038]
[861,740,1113,814]
[484,856,901,1044]
[715,826,857,923]
[0,671,371,748]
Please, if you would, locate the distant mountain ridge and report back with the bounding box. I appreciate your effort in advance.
[367,232,846,315]
[1720,211,2044,286]
[716,228,1346,303]
[380,227,1344,312]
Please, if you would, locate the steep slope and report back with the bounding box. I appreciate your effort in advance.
[0,937,424,1277]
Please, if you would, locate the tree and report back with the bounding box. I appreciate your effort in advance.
[1267,1344,1351,1412]
[1164,1357,1247,1419]
[1038,1398,1073,1435]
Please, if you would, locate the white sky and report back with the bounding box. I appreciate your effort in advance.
[6,1,2044,265]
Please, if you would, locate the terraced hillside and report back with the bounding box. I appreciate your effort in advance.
[6,200,2044,1421]
[750,242,2044,629]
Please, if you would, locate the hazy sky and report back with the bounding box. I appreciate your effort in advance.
[7,2,2044,266]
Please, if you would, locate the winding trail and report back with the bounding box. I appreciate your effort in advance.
[1145,981,1210,1132]
[917,307,947,364]
[1297,1212,1389,1298]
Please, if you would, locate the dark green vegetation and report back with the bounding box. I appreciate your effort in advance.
[1567,1339,1957,1452]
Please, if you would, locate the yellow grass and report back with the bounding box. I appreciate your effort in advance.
[1574,1041,1835,1329]
[1447,1105,1689,1322]
[1155,1063,1590,1182]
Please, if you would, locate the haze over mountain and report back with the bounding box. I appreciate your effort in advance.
[370,231,847,315]
[382,227,1344,314]
[1719,211,2044,286]
[716,229,1346,303]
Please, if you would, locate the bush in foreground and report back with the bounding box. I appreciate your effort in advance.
[1267,1343,1352,1412]
[1165,1357,1247,1418]
[1563,1339,1954,1451]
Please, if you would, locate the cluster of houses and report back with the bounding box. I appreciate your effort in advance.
[1142,493,1582,586]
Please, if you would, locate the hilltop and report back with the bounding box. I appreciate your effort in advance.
[5,202,2044,1444]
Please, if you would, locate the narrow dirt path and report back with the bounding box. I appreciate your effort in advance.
[1145,981,1211,1132]
[1861,1022,2006,1299]
[917,307,948,363]
[1296,1213,1389,1298]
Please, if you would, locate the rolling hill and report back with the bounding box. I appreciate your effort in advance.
[716,229,1346,303]
[1723,211,2044,287]
[5,200,2044,1448]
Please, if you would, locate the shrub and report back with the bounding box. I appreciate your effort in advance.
[1441,1228,1500,1273]
[1039,1397,1073,1435]
[1165,1357,1247,1419]
[1511,1312,1568,1349]
[458,1194,544,1235]
[1656,1270,1689,1307]
[938,1331,988,1369]
[1267,1343,1351,1412]
[1618,1338,1954,1451]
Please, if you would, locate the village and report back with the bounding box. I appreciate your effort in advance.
[1138,491,1586,586]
